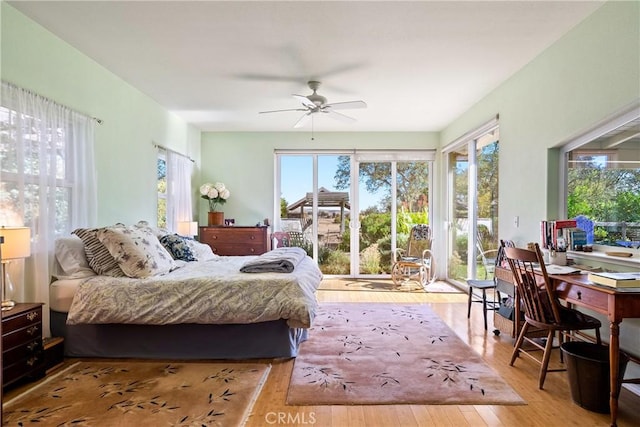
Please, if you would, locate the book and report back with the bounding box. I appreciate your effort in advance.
[587,272,640,288]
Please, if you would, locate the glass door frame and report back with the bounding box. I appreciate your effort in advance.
[443,117,499,285]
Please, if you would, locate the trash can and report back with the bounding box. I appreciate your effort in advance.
[561,342,629,413]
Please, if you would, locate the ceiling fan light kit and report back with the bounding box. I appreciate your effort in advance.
[259,80,366,128]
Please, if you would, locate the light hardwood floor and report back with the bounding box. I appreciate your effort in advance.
[245,283,640,427]
[5,283,640,426]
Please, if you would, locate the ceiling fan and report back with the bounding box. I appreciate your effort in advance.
[259,81,367,128]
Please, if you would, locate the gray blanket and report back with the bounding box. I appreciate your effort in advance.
[240,247,308,273]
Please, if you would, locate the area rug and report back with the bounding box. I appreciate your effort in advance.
[3,361,270,427]
[287,303,524,406]
[319,278,462,293]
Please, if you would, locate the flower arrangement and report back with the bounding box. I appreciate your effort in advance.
[200,182,231,212]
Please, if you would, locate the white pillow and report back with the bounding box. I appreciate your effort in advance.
[186,239,218,261]
[52,236,96,279]
[97,225,176,278]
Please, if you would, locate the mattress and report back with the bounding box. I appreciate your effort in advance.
[49,278,84,313]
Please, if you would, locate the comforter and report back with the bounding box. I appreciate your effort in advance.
[66,255,322,328]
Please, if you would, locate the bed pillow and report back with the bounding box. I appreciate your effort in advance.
[134,220,170,239]
[72,227,125,277]
[52,236,96,279]
[159,234,197,262]
[185,238,218,261]
[96,225,176,278]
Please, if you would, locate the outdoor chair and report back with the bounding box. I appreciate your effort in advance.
[391,224,435,289]
[504,243,601,389]
[272,231,291,248]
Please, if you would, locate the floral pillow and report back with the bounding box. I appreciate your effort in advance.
[72,227,125,277]
[96,225,176,278]
[159,234,197,262]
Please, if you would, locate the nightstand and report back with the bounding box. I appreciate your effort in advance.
[2,303,45,388]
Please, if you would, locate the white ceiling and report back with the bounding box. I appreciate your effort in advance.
[9,1,605,132]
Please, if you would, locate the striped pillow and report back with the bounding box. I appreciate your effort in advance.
[72,227,125,277]
[97,225,176,278]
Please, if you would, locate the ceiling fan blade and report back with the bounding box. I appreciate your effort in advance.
[293,112,312,128]
[324,100,367,110]
[324,110,357,123]
[293,94,317,109]
[259,108,308,114]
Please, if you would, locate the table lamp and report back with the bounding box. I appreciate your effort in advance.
[0,226,31,311]
[177,221,198,237]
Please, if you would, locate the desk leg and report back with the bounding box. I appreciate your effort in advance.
[609,321,620,427]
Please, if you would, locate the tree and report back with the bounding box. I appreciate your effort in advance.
[334,156,429,212]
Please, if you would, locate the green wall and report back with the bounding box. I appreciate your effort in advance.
[441,0,640,358]
[200,132,439,226]
[441,0,640,247]
[1,3,202,226]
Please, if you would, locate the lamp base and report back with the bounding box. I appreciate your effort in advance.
[1,299,15,311]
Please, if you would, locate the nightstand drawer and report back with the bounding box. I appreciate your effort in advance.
[3,355,45,385]
[3,323,42,350]
[3,338,42,366]
[3,308,41,331]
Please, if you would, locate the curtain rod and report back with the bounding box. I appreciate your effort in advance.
[1,80,103,124]
[153,143,195,163]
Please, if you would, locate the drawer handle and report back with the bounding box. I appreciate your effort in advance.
[26,356,39,367]
[27,311,39,321]
[250,236,255,240]
[249,248,255,253]
[212,236,218,240]
[27,326,39,336]
[27,342,39,352]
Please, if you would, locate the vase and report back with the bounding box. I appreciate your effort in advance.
[208,211,224,226]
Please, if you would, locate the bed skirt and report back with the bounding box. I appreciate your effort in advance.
[50,310,308,359]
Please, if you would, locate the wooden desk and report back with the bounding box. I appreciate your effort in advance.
[551,273,640,427]
[496,266,640,426]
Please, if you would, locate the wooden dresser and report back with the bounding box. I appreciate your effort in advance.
[199,226,270,256]
[2,302,45,388]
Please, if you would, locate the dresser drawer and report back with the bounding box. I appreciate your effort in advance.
[3,354,45,386]
[199,226,270,256]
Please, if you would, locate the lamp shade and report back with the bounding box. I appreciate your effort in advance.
[0,227,31,260]
[177,221,198,237]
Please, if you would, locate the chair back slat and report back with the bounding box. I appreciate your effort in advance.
[407,224,432,258]
[504,244,561,325]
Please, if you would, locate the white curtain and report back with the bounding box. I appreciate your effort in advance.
[0,81,97,336]
[166,149,193,232]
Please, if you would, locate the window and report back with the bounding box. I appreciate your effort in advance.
[157,150,167,229]
[563,108,640,249]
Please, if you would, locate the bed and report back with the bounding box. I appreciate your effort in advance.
[50,223,323,359]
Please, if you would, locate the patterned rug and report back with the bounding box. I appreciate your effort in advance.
[3,361,270,426]
[287,303,524,406]
[318,278,463,293]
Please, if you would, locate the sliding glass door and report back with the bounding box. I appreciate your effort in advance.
[276,150,434,278]
[445,123,499,284]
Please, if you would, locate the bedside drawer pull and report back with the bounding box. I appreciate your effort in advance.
[27,311,39,321]
[26,356,39,367]
[250,235,256,240]
[27,342,39,352]
[27,325,39,336]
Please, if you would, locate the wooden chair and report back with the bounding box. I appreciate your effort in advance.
[391,224,435,289]
[272,231,291,248]
[504,243,602,389]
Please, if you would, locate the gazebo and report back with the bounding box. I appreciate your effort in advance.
[286,187,350,233]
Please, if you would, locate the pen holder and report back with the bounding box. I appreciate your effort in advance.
[550,251,567,266]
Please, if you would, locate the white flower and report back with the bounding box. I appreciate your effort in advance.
[200,181,230,212]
